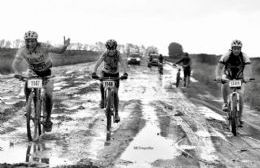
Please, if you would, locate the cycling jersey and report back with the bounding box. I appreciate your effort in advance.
[101,50,121,74]
[15,43,55,72]
[219,50,251,79]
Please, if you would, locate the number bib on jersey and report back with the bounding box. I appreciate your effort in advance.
[229,80,242,88]
[27,79,43,88]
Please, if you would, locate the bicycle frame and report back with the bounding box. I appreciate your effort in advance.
[94,76,123,132]
[15,75,50,141]
[215,78,254,136]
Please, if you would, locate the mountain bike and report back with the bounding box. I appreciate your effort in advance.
[174,64,182,88]
[93,76,126,132]
[215,78,254,136]
[15,74,52,141]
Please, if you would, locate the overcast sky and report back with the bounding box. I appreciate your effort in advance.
[1,0,260,56]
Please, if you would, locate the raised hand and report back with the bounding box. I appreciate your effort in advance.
[63,36,70,47]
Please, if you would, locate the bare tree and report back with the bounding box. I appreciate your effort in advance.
[0,39,5,48]
[4,40,11,48]
[12,39,23,48]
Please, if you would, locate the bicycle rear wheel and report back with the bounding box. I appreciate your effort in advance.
[105,90,112,132]
[26,92,40,141]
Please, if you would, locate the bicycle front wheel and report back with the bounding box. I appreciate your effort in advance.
[26,92,40,141]
[105,90,112,132]
[230,95,238,136]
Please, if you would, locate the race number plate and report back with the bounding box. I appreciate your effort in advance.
[27,79,43,88]
[103,81,115,88]
[229,80,242,87]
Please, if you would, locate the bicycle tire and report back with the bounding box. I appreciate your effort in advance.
[35,90,42,138]
[106,90,112,132]
[231,95,238,136]
[26,92,39,141]
[40,96,47,134]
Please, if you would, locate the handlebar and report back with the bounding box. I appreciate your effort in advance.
[14,74,54,81]
[92,76,126,81]
[214,78,255,84]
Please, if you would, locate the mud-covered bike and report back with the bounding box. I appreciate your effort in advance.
[174,64,182,88]
[158,63,163,75]
[215,78,254,136]
[93,76,126,132]
[15,74,52,141]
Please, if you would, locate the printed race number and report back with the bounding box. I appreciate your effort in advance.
[103,81,115,88]
[229,80,242,87]
[27,79,43,88]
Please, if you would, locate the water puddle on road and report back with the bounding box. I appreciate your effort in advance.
[118,100,181,167]
[0,139,72,167]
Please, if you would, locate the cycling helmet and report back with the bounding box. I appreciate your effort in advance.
[105,39,117,50]
[24,31,38,40]
[231,39,242,48]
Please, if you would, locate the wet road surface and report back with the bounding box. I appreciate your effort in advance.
[1,62,260,167]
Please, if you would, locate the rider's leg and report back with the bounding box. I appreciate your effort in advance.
[238,85,245,124]
[186,68,191,87]
[221,83,229,111]
[183,70,187,87]
[114,77,120,122]
[100,71,105,108]
[24,82,31,102]
[44,79,54,131]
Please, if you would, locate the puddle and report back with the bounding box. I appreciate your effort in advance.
[197,106,225,121]
[0,139,72,167]
[118,100,181,167]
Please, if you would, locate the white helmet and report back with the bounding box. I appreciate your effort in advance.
[231,39,242,48]
[24,31,38,40]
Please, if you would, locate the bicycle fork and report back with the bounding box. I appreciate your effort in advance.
[229,92,240,112]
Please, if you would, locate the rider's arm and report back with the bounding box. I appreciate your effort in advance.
[216,53,228,79]
[215,63,224,79]
[174,58,183,65]
[119,52,127,74]
[242,53,253,80]
[93,54,104,73]
[12,49,24,75]
[45,43,69,54]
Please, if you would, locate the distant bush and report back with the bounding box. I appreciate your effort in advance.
[0,48,100,74]
[168,42,183,59]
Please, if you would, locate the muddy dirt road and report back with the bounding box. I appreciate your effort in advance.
[1,62,260,168]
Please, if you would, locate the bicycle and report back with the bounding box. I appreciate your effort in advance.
[215,78,254,136]
[15,74,52,141]
[93,76,126,132]
[174,64,182,88]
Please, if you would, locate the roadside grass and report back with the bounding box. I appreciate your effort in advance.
[0,48,100,74]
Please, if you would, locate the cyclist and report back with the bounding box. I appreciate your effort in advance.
[215,39,252,125]
[174,52,192,87]
[158,54,164,74]
[92,39,128,123]
[12,30,70,132]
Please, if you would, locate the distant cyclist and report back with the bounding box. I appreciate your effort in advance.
[158,54,164,74]
[174,52,192,87]
[92,39,128,123]
[215,40,252,125]
[12,30,70,132]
